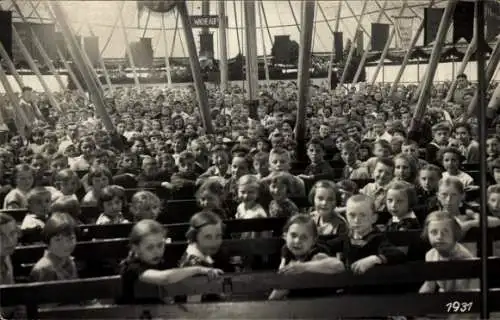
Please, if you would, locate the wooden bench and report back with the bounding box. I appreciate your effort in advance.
[2,258,498,318]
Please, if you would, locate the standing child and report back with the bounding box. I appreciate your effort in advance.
[30,212,78,282]
[178,211,225,302]
[119,219,222,304]
[268,214,345,300]
[419,211,476,293]
[96,185,129,225]
[308,180,348,237]
[21,187,52,231]
[3,164,34,209]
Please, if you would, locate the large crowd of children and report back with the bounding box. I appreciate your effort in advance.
[0,74,499,317]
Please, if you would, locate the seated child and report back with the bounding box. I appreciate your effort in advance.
[439,147,474,189]
[177,211,225,302]
[268,214,345,300]
[419,211,477,293]
[129,191,162,221]
[81,166,112,207]
[196,180,229,220]
[252,151,270,180]
[50,198,83,225]
[401,139,428,170]
[0,213,19,285]
[362,140,392,177]
[197,147,231,184]
[235,175,268,232]
[309,180,348,237]
[3,164,34,209]
[385,181,421,231]
[393,154,418,184]
[299,139,334,181]
[119,219,222,304]
[96,185,129,225]
[262,147,305,198]
[360,157,394,214]
[426,121,451,165]
[416,164,442,220]
[170,151,198,190]
[53,169,80,202]
[30,212,79,282]
[339,140,370,180]
[21,187,52,231]
[268,172,300,218]
[327,195,405,281]
[136,156,172,189]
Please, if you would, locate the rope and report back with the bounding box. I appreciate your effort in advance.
[288,0,301,33]
[233,0,241,54]
[273,1,285,35]
[142,10,151,38]
[259,1,274,47]
[169,10,179,58]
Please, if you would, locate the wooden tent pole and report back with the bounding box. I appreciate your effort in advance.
[170,10,180,58]
[48,1,116,134]
[55,47,86,97]
[466,37,500,119]
[142,10,151,38]
[389,0,435,96]
[11,27,62,117]
[257,0,270,83]
[369,0,410,86]
[343,1,370,37]
[99,12,120,57]
[295,0,315,162]
[352,0,388,84]
[444,37,477,102]
[12,0,66,94]
[409,0,458,132]
[259,1,274,46]
[218,0,229,90]
[117,3,140,89]
[87,23,114,94]
[339,0,368,86]
[288,0,301,33]
[322,1,342,91]
[176,1,214,134]
[0,65,27,138]
[244,0,259,100]
[0,42,24,89]
[161,14,173,88]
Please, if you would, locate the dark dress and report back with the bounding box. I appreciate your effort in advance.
[118,256,170,304]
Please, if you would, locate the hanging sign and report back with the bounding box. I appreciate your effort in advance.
[190,15,228,28]
[393,16,416,50]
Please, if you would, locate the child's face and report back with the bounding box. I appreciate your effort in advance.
[231,156,249,179]
[133,201,161,221]
[438,185,463,214]
[419,170,439,192]
[373,144,390,158]
[16,171,34,191]
[31,158,47,174]
[319,125,330,138]
[373,123,385,135]
[487,138,499,157]
[307,144,324,163]
[0,221,19,256]
[455,127,470,145]
[488,192,500,217]
[131,141,145,154]
[494,168,500,184]
[103,197,123,216]
[269,182,287,200]
[29,194,51,217]
[238,184,258,204]
[253,159,268,174]
[48,233,77,259]
[442,152,460,173]
[340,148,357,165]
[51,159,69,172]
[269,153,290,172]
[427,219,455,253]
[373,163,393,185]
[394,158,411,181]
[10,136,23,148]
[314,187,336,217]
[433,130,449,145]
[178,158,194,173]
[284,222,316,258]
[346,201,377,235]
[196,223,223,257]
[448,138,460,149]
[134,233,165,265]
[92,175,109,191]
[198,191,221,210]
[339,190,352,206]
[191,142,203,158]
[386,189,409,218]
[401,144,419,158]
[80,142,94,156]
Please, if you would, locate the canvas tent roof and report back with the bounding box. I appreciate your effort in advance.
[4,0,454,59]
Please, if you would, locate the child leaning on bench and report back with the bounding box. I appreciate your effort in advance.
[118,219,222,304]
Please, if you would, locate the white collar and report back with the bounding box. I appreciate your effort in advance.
[186,243,214,265]
[391,211,417,223]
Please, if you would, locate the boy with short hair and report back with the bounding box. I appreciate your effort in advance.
[30,212,78,282]
[170,151,198,190]
[21,187,52,231]
[426,121,451,165]
[299,139,334,181]
[340,140,370,180]
[360,158,394,213]
[263,147,305,197]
